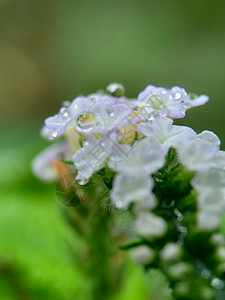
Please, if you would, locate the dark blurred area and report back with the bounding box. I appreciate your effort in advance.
[1,0,225,142]
[1,1,225,299]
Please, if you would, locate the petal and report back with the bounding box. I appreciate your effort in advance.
[212,151,225,169]
[32,142,68,182]
[197,211,220,231]
[75,102,131,135]
[72,135,112,180]
[197,130,221,149]
[178,138,218,171]
[137,116,196,149]
[191,168,225,191]
[45,114,69,139]
[109,137,166,175]
[198,188,225,214]
[184,95,209,109]
[133,212,167,238]
[111,174,156,209]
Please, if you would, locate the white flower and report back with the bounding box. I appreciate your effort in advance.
[178,131,221,172]
[197,188,225,214]
[211,234,225,247]
[45,93,128,140]
[111,174,156,209]
[160,243,181,262]
[137,85,187,119]
[192,168,225,191]
[133,212,167,238]
[45,96,93,140]
[32,141,68,182]
[197,211,220,231]
[75,102,131,135]
[137,116,196,151]
[72,135,113,181]
[108,136,166,175]
[197,130,221,149]
[212,151,225,169]
[192,168,225,220]
[131,85,209,123]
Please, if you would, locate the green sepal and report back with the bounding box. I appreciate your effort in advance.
[119,239,144,250]
[60,159,74,165]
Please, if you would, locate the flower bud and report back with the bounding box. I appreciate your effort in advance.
[106,83,125,97]
[131,245,154,265]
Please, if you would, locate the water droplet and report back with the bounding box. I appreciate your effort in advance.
[52,131,58,138]
[170,201,175,207]
[211,278,224,289]
[174,92,182,100]
[178,226,187,234]
[76,112,98,133]
[106,106,115,117]
[116,201,123,208]
[146,95,165,109]
[77,178,89,185]
[201,269,211,279]
[174,209,184,221]
[60,107,69,118]
[60,107,66,113]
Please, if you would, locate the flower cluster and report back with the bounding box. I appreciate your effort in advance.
[33,83,225,228]
[33,83,225,299]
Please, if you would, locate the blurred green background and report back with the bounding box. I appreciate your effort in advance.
[1,0,225,299]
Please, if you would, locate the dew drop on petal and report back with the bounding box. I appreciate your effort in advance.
[106,106,115,117]
[146,95,165,109]
[178,226,187,234]
[52,131,58,138]
[174,92,182,100]
[77,112,98,133]
[60,107,69,118]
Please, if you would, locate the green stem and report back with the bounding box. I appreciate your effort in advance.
[61,174,125,300]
